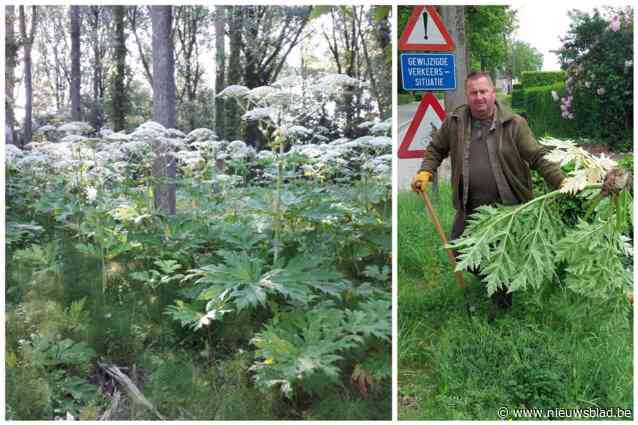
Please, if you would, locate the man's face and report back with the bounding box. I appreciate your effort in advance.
[465,76,496,119]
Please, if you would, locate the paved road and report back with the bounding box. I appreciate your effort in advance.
[397,101,451,191]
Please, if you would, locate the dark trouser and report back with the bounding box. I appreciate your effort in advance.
[450,208,512,308]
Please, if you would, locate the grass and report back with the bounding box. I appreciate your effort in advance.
[398,187,633,421]
[398,93,418,105]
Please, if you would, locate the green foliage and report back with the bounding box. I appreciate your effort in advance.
[8,102,391,420]
[557,214,633,301]
[6,364,53,420]
[466,6,517,75]
[449,196,565,296]
[398,184,632,420]
[510,84,524,109]
[556,7,633,150]
[521,83,578,138]
[506,40,543,80]
[450,186,632,303]
[251,307,354,397]
[520,71,566,87]
[29,335,96,369]
[251,302,390,399]
[7,334,98,419]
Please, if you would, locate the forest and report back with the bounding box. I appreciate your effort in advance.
[5,5,392,420]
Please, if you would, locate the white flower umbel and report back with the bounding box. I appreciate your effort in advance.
[58,121,95,136]
[539,137,617,194]
[248,86,276,101]
[86,186,98,202]
[217,85,251,99]
[242,107,275,122]
[6,144,24,164]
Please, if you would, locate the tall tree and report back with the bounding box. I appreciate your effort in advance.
[175,7,207,102]
[241,6,311,87]
[87,6,111,129]
[151,5,176,214]
[174,6,208,130]
[19,6,37,145]
[507,40,543,80]
[112,5,128,131]
[214,6,226,139]
[240,6,311,148]
[225,6,242,141]
[6,5,17,145]
[323,7,362,136]
[35,7,69,113]
[353,6,386,119]
[369,6,392,119]
[70,5,82,121]
[466,6,517,77]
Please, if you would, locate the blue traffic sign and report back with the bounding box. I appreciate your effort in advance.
[401,53,456,91]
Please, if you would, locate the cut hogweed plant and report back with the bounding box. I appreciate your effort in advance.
[448,138,632,304]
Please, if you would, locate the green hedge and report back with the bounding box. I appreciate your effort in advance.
[511,84,524,109]
[520,71,566,88]
[521,82,577,139]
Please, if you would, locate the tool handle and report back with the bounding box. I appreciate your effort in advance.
[421,191,465,289]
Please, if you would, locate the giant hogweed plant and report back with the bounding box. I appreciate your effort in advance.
[166,191,391,399]
[448,138,632,305]
[219,74,371,264]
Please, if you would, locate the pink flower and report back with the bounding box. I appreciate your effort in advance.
[597,87,606,96]
[560,104,568,112]
[608,15,621,32]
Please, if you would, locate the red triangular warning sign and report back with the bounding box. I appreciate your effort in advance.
[399,6,455,52]
[398,93,446,159]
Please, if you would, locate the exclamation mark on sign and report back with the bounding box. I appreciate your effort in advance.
[422,11,428,39]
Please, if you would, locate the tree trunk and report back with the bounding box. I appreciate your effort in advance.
[242,8,265,150]
[214,6,226,140]
[443,6,468,113]
[353,7,386,120]
[70,5,82,121]
[151,5,176,215]
[20,6,37,146]
[89,6,104,130]
[112,6,128,131]
[225,6,242,141]
[5,5,17,145]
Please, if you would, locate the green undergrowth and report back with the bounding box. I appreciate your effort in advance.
[7,166,391,420]
[398,188,633,421]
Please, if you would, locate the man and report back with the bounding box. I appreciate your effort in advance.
[411,71,564,308]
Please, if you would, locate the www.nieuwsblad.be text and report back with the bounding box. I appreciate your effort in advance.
[497,406,632,420]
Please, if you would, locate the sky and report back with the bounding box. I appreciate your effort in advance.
[513,2,611,70]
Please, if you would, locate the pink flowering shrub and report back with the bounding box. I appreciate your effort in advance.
[556,7,633,150]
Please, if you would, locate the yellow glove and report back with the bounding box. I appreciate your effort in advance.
[411,171,432,193]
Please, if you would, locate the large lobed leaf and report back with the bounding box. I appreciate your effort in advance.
[449,198,565,296]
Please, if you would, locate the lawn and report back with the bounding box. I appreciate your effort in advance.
[398,187,633,421]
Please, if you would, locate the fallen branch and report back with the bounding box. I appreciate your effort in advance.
[98,362,165,420]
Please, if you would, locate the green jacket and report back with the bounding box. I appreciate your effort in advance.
[419,101,564,210]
